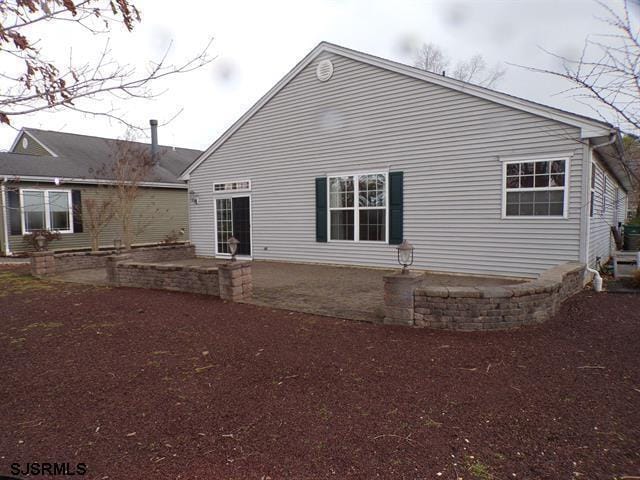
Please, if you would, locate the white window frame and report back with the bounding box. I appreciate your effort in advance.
[212,181,253,259]
[20,189,74,234]
[327,171,389,243]
[213,179,251,193]
[500,154,570,220]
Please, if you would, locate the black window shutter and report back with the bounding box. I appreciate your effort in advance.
[72,190,83,233]
[389,171,403,245]
[7,189,22,235]
[315,177,327,242]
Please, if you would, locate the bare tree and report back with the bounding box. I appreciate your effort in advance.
[413,42,506,88]
[622,134,640,219]
[0,0,214,128]
[522,0,638,132]
[81,193,114,252]
[107,134,156,249]
[413,43,450,76]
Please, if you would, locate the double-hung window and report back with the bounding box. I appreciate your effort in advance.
[21,189,73,234]
[328,173,387,242]
[504,158,568,218]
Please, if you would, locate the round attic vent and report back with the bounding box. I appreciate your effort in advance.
[316,59,334,82]
[22,136,29,149]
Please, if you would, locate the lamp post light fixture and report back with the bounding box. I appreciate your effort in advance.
[35,234,46,251]
[113,238,122,253]
[227,236,240,261]
[396,239,414,274]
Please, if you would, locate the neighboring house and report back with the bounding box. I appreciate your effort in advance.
[0,125,200,255]
[180,42,633,278]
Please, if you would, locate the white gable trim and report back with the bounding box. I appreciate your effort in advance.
[9,128,59,157]
[179,42,613,180]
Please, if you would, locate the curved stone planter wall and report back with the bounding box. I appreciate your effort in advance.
[385,262,586,331]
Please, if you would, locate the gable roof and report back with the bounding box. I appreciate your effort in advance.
[180,41,616,180]
[2,127,200,186]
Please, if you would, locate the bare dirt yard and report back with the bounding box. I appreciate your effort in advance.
[1,267,639,479]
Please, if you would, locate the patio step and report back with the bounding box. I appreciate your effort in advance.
[613,251,640,279]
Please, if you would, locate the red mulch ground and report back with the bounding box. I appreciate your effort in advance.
[0,269,639,480]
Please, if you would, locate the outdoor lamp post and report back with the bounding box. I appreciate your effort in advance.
[396,239,414,274]
[227,236,240,261]
[114,238,122,253]
[35,234,46,251]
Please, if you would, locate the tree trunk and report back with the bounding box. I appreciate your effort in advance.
[91,235,100,252]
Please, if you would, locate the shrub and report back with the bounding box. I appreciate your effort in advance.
[22,229,61,251]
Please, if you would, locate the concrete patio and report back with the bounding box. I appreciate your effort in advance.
[50,258,518,323]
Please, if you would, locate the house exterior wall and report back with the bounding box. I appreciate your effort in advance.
[0,185,6,254]
[11,132,50,156]
[189,52,588,278]
[588,152,627,267]
[6,181,188,254]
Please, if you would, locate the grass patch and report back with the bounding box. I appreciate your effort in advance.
[20,322,63,331]
[0,271,54,297]
[465,457,493,480]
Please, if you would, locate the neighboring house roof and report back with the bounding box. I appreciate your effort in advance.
[180,41,626,185]
[2,127,200,187]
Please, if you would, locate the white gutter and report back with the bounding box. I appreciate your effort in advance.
[0,182,11,256]
[0,175,187,189]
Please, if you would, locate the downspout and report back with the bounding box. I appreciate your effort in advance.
[585,130,617,293]
[1,181,11,256]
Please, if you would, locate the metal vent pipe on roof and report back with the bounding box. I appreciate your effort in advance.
[150,119,158,160]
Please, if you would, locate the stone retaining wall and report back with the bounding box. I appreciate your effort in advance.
[111,260,220,296]
[31,244,195,277]
[53,250,113,274]
[107,255,252,302]
[385,262,586,331]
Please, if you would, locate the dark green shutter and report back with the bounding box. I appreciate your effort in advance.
[389,171,403,245]
[72,190,83,233]
[7,189,21,235]
[315,177,327,242]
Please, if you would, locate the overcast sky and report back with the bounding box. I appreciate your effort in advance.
[1,0,636,152]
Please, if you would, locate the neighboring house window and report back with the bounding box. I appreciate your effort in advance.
[590,162,596,217]
[20,189,73,234]
[328,173,387,242]
[504,158,567,217]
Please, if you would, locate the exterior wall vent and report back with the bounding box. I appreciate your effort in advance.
[316,59,334,82]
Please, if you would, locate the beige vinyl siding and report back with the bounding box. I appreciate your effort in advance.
[11,132,51,156]
[7,182,188,253]
[588,152,627,267]
[189,52,586,278]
